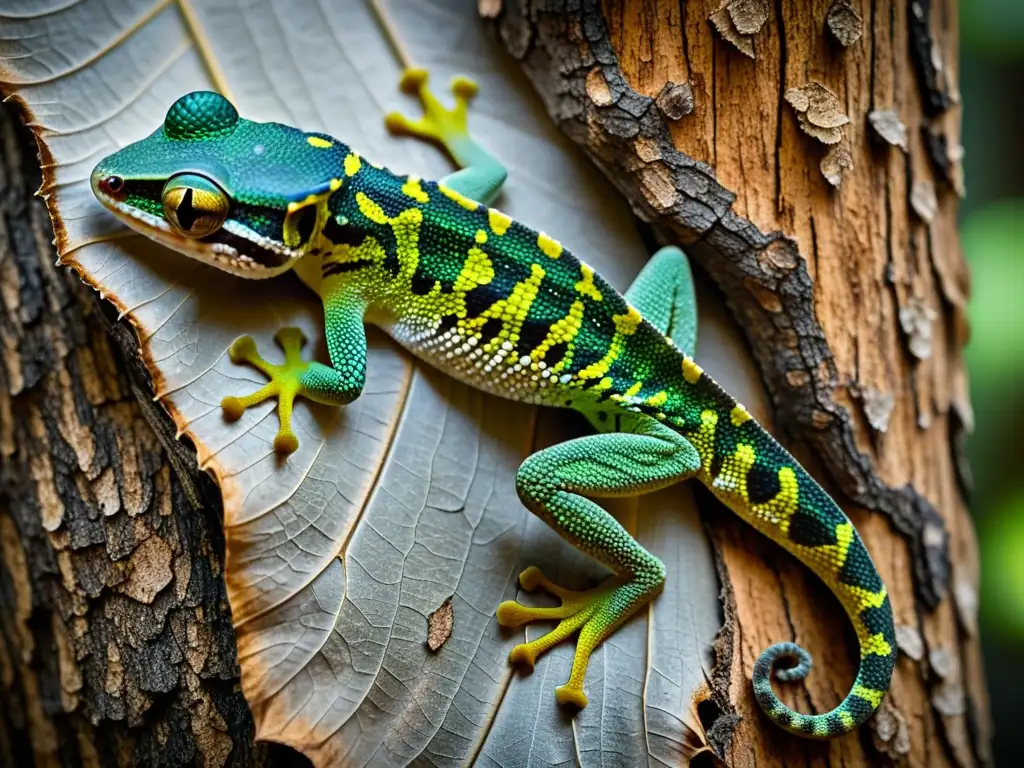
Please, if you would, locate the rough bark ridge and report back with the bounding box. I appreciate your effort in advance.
[488,1,988,766]
[0,107,298,767]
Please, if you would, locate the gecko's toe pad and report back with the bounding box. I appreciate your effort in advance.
[385,67,478,147]
[555,685,588,710]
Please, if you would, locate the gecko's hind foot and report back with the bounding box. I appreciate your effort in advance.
[385,68,478,151]
[220,327,311,455]
[498,566,658,710]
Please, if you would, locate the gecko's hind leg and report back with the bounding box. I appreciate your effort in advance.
[497,417,701,709]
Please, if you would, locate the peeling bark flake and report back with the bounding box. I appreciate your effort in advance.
[785,82,849,145]
[869,108,909,151]
[709,7,756,59]
[820,142,854,187]
[655,81,694,120]
[827,0,864,47]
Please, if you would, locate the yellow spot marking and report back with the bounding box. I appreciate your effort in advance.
[307,136,333,149]
[713,443,757,498]
[861,632,893,658]
[344,153,361,177]
[646,391,668,407]
[614,306,643,336]
[682,357,703,384]
[839,711,855,729]
[537,232,563,259]
[356,192,388,224]
[475,229,488,244]
[488,208,512,235]
[594,377,614,391]
[730,404,752,426]
[574,264,603,302]
[401,175,429,203]
[530,301,585,367]
[693,410,719,469]
[851,684,885,708]
[329,178,342,192]
[439,183,480,211]
[844,584,889,610]
[623,381,644,399]
[758,467,800,532]
[453,248,494,293]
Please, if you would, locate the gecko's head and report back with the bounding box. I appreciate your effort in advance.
[91,91,351,278]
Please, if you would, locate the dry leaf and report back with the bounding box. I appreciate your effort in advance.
[426,596,454,651]
[0,0,744,764]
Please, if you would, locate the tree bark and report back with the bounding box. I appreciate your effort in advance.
[486,1,989,766]
[0,105,304,767]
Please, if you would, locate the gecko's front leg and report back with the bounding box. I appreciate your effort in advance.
[221,292,367,454]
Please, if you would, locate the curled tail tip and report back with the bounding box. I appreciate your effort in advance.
[752,642,889,738]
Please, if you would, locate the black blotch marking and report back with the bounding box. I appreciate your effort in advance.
[410,273,435,296]
[436,314,458,336]
[787,509,839,548]
[709,451,725,480]
[463,285,493,319]
[323,214,355,244]
[177,188,198,231]
[746,463,783,505]
[478,317,503,345]
[825,713,845,734]
[544,341,568,366]
[845,693,877,720]
[839,535,883,592]
[859,597,895,640]
[857,652,895,691]
[596,410,608,422]
[516,320,549,356]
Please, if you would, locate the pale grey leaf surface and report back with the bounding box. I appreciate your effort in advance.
[0,1,751,764]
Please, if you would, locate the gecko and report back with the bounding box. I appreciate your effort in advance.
[89,70,896,739]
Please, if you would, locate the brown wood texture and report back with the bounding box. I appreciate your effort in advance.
[0,106,305,768]
[488,1,988,766]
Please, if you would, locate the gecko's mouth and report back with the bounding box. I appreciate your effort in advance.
[92,178,303,279]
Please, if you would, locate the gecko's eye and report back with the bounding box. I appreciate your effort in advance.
[162,173,229,238]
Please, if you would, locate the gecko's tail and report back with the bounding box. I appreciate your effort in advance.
[749,523,897,736]
[667,374,897,737]
[735,437,897,737]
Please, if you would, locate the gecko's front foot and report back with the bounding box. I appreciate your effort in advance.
[498,566,656,710]
[384,68,478,155]
[220,328,320,455]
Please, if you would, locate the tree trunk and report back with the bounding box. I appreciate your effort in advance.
[486,1,989,766]
[0,104,304,767]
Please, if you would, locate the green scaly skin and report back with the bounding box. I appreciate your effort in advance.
[90,70,896,738]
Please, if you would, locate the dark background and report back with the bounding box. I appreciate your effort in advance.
[960,1,1024,764]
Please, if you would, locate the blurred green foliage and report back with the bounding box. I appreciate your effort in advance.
[960,0,1023,761]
